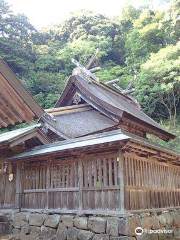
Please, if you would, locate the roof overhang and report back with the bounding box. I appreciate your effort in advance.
[0,58,44,129]
[121,112,176,142]
[8,130,130,161]
[8,130,180,164]
[0,124,50,148]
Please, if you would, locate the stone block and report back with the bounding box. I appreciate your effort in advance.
[61,215,74,228]
[12,212,30,229]
[67,227,79,240]
[44,214,61,228]
[12,228,21,234]
[88,217,106,233]
[29,226,41,237]
[151,215,160,230]
[106,218,119,237]
[56,222,67,240]
[78,230,95,240]
[119,218,128,236]
[0,222,12,236]
[41,225,57,238]
[20,223,30,234]
[0,213,9,222]
[159,215,166,228]
[93,233,110,240]
[129,217,141,236]
[173,211,180,228]
[141,217,153,229]
[162,212,174,226]
[74,217,88,230]
[29,213,47,227]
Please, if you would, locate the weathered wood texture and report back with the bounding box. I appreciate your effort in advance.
[124,153,180,210]
[0,163,16,207]
[20,153,122,211]
[3,150,180,212]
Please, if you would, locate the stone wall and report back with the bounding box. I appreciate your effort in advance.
[1,209,180,240]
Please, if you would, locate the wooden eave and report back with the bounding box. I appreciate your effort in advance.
[121,113,175,142]
[125,139,180,165]
[0,58,44,129]
[55,76,77,107]
[8,142,126,163]
[8,129,180,168]
[8,138,180,167]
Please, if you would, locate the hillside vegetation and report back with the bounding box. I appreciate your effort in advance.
[0,0,180,149]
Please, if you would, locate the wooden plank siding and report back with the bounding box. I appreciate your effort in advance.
[20,153,123,212]
[124,153,180,210]
[0,162,16,208]
[3,150,180,213]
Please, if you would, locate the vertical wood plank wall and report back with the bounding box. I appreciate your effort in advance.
[82,154,120,210]
[124,153,180,210]
[0,163,16,207]
[4,151,180,212]
[21,153,122,211]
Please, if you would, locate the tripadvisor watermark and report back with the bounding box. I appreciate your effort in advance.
[135,227,173,236]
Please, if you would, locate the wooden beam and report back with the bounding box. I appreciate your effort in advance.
[122,89,135,95]
[89,67,101,73]
[0,95,23,123]
[105,79,119,86]
[15,162,22,210]
[126,75,137,90]
[118,150,125,212]
[86,48,99,69]
[21,208,126,216]
[0,105,15,125]
[0,116,8,127]
[127,142,158,154]
[78,154,84,210]
[46,159,50,209]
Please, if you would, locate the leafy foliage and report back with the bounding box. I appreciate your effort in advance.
[0,0,180,146]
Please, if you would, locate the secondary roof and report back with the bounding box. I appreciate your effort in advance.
[0,124,50,148]
[8,129,180,163]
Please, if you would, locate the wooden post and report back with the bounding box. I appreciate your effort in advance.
[46,159,51,209]
[15,162,22,210]
[0,161,6,207]
[118,150,125,212]
[78,154,84,211]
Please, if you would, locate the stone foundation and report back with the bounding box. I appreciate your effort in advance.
[1,209,180,240]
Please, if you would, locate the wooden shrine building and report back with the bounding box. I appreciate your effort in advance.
[0,55,180,214]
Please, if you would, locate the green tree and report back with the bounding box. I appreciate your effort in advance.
[136,42,180,126]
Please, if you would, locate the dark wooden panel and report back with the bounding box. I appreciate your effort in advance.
[48,191,79,210]
[22,192,47,209]
[83,189,120,210]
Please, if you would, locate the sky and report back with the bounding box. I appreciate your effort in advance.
[6,0,142,29]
